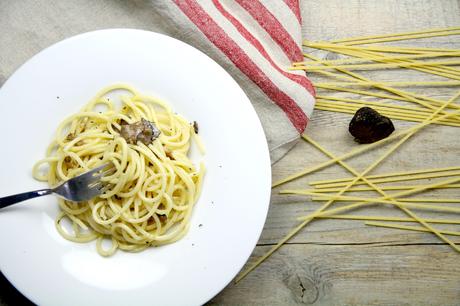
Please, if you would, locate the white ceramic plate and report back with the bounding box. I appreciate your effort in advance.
[0,29,271,306]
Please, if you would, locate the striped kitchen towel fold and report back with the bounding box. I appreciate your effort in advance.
[0,0,315,163]
[158,0,316,162]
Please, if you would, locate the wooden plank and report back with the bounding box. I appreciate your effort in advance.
[300,0,460,44]
[209,244,460,305]
[211,0,460,304]
[1,0,460,305]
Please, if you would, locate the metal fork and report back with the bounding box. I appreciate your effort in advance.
[0,163,114,209]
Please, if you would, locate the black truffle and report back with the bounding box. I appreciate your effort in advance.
[349,107,395,144]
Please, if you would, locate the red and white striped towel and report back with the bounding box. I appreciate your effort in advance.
[1,1,315,163]
[159,0,316,162]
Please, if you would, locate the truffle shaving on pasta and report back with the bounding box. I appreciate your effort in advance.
[33,84,205,256]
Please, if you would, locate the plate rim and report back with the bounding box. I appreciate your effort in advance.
[0,28,272,306]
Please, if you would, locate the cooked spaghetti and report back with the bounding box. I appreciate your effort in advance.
[33,84,205,256]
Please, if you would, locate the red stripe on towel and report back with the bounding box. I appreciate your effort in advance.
[174,0,308,132]
[213,0,314,96]
[235,0,303,62]
[284,0,302,23]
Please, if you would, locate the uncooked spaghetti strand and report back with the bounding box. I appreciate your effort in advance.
[315,82,402,98]
[314,102,434,120]
[303,42,460,54]
[283,190,460,213]
[293,52,460,66]
[305,44,460,80]
[330,27,460,44]
[311,166,460,186]
[334,46,460,78]
[304,50,460,101]
[293,177,460,219]
[272,108,460,187]
[312,170,460,189]
[302,135,429,231]
[312,45,460,79]
[316,95,458,117]
[291,60,460,71]
[240,92,460,282]
[365,221,460,236]
[319,215,460,225]
[353,45,460,77]
[315,83,460,112]
[315,99,460,124]
[338,30,460,46]
[310,68,460,123]
[302,134,391,197]
[240,135,449,282]
[314,80,460,88]
[315,106,459,127]
[315,100,460,126]
[315,107,460,127]
[310,184,460,193]
[315,104,460,127]
[302,53,460,117]
[301,135,459,247]
[259,91,460,285]
[383,198,460,203]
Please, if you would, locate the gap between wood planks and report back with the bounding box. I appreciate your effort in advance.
[256,241,460,247]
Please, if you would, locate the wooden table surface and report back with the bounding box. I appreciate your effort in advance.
[1,1,459,305]
[210,1,460,305]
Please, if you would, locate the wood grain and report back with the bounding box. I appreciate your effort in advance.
[209,244,460,305]
[210,0,460,305]
[0,0,459,305]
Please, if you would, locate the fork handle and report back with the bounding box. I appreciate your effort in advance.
[0,189,53,209]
